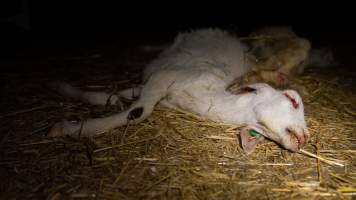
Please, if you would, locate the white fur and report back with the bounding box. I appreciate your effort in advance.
[49,29,309,153]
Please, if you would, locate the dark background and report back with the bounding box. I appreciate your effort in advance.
[1,1,356,69]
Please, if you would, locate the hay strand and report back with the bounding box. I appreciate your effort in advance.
[299,149,345,167]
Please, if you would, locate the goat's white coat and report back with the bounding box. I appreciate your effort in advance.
[49,29,309,153]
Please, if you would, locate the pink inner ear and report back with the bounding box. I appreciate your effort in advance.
[240,129,265,154]
[284,93,299,109]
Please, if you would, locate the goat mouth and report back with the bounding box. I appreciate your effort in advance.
[255,123,306,152]
[291,133,301,149]
[286,128,304,151]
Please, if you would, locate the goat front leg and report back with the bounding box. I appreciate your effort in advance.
[48,109,133,137]
[48,96,155,138]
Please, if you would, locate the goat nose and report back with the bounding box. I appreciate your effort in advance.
[287,128,306,149]
[298,133,306,148]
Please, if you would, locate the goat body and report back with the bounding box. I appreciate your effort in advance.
[48,29,309,154]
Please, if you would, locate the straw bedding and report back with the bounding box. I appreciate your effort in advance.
[0,40,355,200]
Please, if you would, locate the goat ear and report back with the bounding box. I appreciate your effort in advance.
[236,86,256,95]
[239,127,265,154]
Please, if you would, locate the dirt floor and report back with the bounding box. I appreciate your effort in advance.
[0,32,355,200]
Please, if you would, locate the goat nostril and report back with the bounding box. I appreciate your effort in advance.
[286,128,294,135]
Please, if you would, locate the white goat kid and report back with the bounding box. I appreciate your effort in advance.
[48,29,309,154]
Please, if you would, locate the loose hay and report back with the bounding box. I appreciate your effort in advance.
[0,49,355,200]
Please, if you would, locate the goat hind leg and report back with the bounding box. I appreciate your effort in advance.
[47,81,141,106]
[48,79,165,137]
